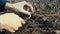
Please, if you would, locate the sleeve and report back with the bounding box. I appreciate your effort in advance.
[0,0,7,11]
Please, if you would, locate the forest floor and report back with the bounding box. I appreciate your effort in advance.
[1,0,60,34]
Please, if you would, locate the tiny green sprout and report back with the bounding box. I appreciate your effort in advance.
[47,2,56,9]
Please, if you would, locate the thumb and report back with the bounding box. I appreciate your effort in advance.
[20,8,31,15]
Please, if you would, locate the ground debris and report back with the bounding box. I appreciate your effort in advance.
[0,0,60,34]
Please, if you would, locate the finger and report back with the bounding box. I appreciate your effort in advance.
[21,19,25,25]
[2,25,16,33]
[18,21,22,27]
[21,1,34,13]
[20,18,25,25]
[20,8,31,15]
[25,3,34,13]
[27,4,34,13]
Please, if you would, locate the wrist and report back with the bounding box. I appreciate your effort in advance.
[6,3,13,8]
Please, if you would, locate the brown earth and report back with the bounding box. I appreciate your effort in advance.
[0,0,60,34]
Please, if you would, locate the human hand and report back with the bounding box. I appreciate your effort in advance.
[6,1,34,15]
[0,13,25,33]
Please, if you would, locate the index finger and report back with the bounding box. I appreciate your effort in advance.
[25,4,34,13]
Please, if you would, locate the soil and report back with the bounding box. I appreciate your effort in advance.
[0,0,60,34]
